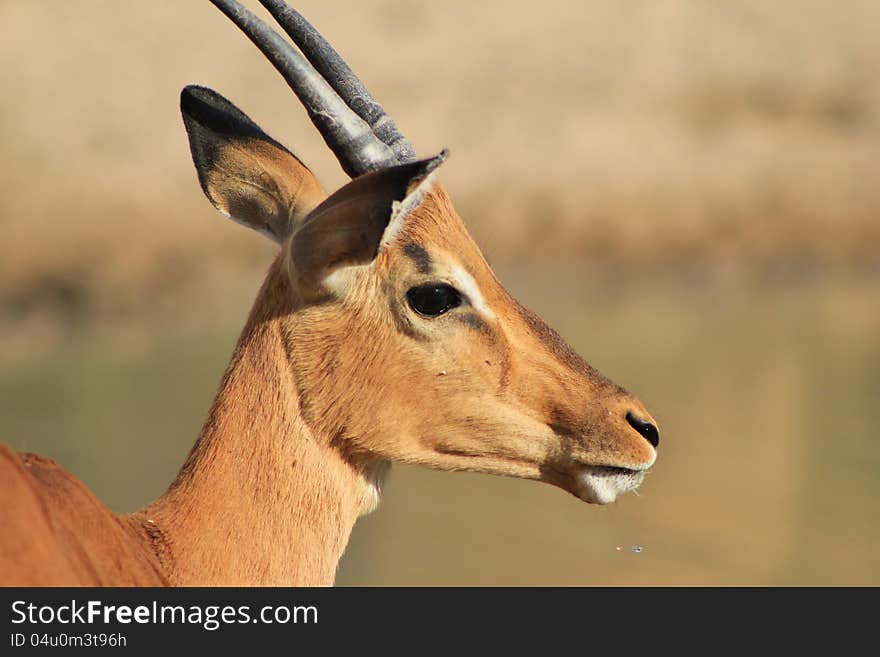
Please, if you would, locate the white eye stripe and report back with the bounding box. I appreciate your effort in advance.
[451,265,494,319]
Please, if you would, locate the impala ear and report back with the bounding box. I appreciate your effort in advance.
[289,151,448,298]
[181,85,326,243]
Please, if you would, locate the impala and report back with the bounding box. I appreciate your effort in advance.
[0,0,659,586]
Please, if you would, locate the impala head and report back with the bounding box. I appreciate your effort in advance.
[184,0,659,506]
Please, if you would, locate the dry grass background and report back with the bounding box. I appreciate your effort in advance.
[1,1,879,585]
[2,0,878,334]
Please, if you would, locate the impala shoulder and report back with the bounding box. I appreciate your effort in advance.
[0,444,63,498]
[1,444,118,531]
[10,447,87,495]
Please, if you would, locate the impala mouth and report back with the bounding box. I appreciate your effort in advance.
[572,464,648,505]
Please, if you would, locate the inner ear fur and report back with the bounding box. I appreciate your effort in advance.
[289,153,447,296]
[181,85,326,243]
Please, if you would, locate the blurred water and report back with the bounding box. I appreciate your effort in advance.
[2,266,878,585]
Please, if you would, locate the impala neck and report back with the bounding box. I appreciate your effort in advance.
[140,256,374,586]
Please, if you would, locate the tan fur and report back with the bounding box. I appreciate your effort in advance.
[0,447,167,586]
[0,179,657,586]
[206,137,326,241]
[1,80,658,585]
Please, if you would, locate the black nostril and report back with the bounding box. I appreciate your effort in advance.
[626,411,660,448]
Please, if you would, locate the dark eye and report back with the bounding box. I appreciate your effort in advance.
[407,283,462,317]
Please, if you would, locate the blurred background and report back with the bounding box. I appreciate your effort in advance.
[1,0,878,585]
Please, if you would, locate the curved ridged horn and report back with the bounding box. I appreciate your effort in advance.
[209,0,398,177]
[258,0,416,164]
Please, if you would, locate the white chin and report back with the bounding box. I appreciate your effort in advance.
[574,466,646,505]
